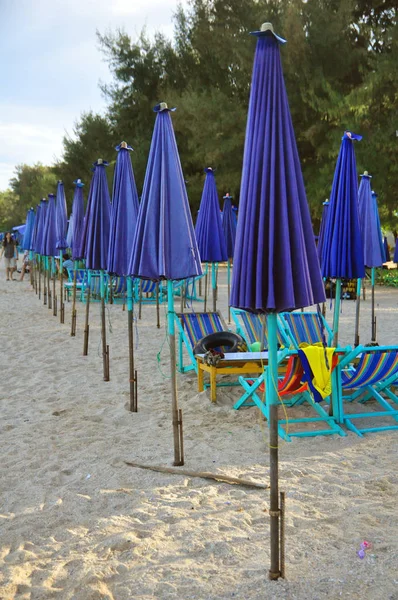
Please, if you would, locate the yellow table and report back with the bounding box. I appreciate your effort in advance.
[196,351,271,403]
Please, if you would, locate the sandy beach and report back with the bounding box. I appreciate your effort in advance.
[1,264,397,599]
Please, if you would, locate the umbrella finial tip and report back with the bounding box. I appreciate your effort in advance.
[260,22,274,33]
[97,158,103,165]
[120,141,128,149]
[363,170,368,175]
[159,102,168,111]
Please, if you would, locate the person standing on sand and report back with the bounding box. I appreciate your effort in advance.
[0,232,18,281]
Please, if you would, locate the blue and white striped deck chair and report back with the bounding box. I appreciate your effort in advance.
[65,268,87,301]
[109,275,127,304]
[175,310,228,373]
[334,345,398,436]
[281,310,334,349]
[135,279,163,304]
[230,308,289,350]
[82,270,109,303]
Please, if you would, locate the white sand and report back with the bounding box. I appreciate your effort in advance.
[1,264,397,599]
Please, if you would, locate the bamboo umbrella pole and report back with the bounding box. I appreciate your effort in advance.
[156,282,160,328]
[70,261,78,336]
[52,257,57,317]
[100,270,110,381]
[167,280,184,466]
[59,250,65,323]
[127,277,137,411]
[83,271,91,355]
[267,312,281,580]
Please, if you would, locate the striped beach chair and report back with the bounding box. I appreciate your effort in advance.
[236,352,345,441]
[281,310,334,348]
[176,311,228,373]
[65,268,87,301]
[231,308,288,349]
[334,345,398,436]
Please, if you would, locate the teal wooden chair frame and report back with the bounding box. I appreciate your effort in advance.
[236,352,345,441]
[333,345,398,436]
[175,310,228,374]
[64,268,87,301]
[230,308,289,349]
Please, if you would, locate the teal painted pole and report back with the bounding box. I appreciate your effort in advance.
[100,270,109,380]
[70,260,78,336]
[371,267,376,342]
[354,278,361,346]
[211,262,217,312]
[59,249,64,323]
[227,259,231,323]
[167,280,184,465]
[127,276,137,411]
[267,312,280,580]
[332,279,342,347]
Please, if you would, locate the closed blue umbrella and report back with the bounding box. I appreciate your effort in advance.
[383,236,391,262]
[42,193,58,314]
[129,102,202,465]
[80,160,111,378]
[69,179,85,337]
[222,193,237,322]
[320,131,365,345]
[31,204,41,254]
[230,23,325,579]
[71,179,85,261]
[195,168,227,311]
[66,214,73,249]
[394,238,398,263]
[357,173,384,343]
[317,200,329,264]
[108,141,140,411]
[108,141,139,276]
[55,181,69,323]
[22,208,35,251]
[34,199,47,301]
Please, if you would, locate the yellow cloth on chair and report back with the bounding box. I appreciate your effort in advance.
[299,343,336,400]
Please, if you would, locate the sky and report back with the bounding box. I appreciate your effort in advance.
[0,0,188,191]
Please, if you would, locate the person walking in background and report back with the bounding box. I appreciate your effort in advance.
[0,232,18,281]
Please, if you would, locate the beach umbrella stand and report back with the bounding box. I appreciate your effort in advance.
[100,270,110,381]
[70,266,78,336]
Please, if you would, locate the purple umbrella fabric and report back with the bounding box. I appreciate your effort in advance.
[36,199,48,255]
[31,204,41,252]
[394,238,398,263]
[358,174,384,267]
[129,104,201,281]
[317,200,329,266]
[195,169,228,263]
[230,28,325,313]
[80,161,111,270]
[108,142,140,276]
[42,194,57,257]
[71,179,85,261]
[320,132,365,280]
[383,236,391,262]
[222,193,237,259]
[55,181,68,250]
[22,208,36,251]
[66,214,73,249]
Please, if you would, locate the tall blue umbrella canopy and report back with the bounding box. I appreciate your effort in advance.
[80,160,111,270]
[358,174,384,268]
[129,105,201,281]
[71,179,85,261]
[231,27,325,314]
[55,181,68,250]
[321,131,365,281]
[22,208,36,251]
[36,199,48,255]
[42,193,57,257]
[383,236,390,262]
[222,193,237,259]
[66,214,73,249]
[129,102,202,465]
[394,238,398,263]
[230,23,325,579]
[31,204,41,252]
[317,200,329,265]
[195,168,227,263]
[108,141,140,276]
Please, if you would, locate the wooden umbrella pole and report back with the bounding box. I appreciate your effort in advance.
[354,278,361,347]
[48,259,52,310]
[212,262,217,312]
[59,251,65,324]
[332,279,342,348]
[38,256,42,299]
[168,280,184,466]
[43,257,47,305]
[139,280,143,319]
[70,263,78,336]
[100,271,110,381]
[52,258,57,317]
[268,312,281,580]
[228,258,231,323]
[83,273,91,355]
[204,265,208,312]
[127,278,137,412]
[156,282,160,328]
